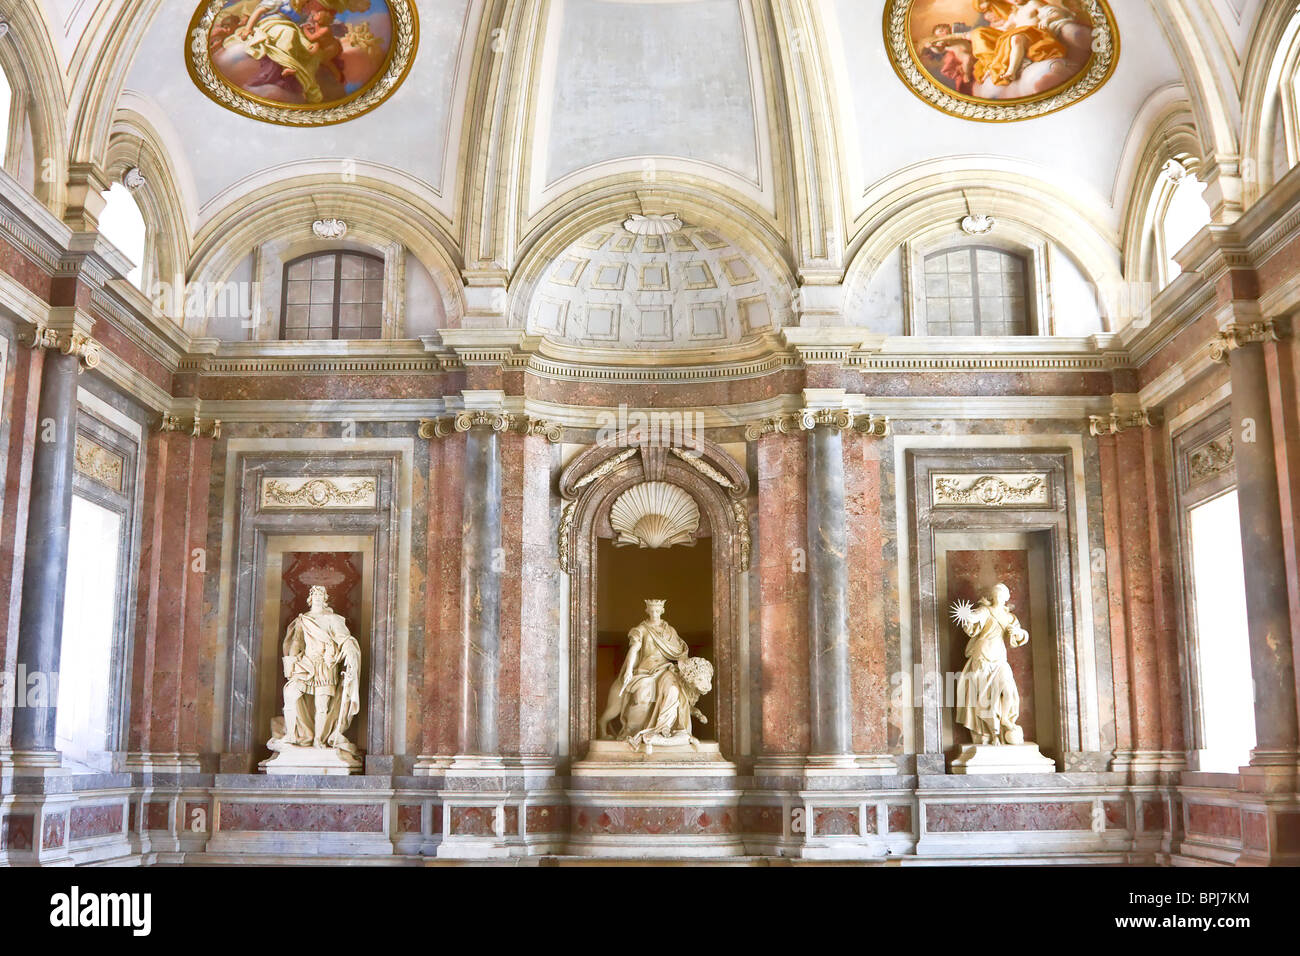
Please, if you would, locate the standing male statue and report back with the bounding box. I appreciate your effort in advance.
[951,582,1029,746]
[599,599,714,754]
[264,584,363,773]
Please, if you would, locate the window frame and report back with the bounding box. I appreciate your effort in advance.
[1171,404,1252,770]
[920,245,1033,337]
[279,250,386,341]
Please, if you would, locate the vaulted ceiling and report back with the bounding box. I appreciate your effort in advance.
[5,0,1286,314]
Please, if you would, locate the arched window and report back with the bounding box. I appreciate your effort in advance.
[1153,160,1211,287]
[922,246,1030,336]
[98,182,148,289]
[281,251,386,340]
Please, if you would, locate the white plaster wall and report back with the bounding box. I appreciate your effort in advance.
[544,0,760,185]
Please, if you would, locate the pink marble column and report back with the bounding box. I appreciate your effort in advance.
[0,345,44,750]
[1097,433,1134,755]
[129,428,213,758]
[756,434,810,755]
[1266,337,1300,718]
[844,430,888,755]
[1141,426,1185,753]
[497,433,524,756]
[420,435,464,758]
[1114,427,1164,753]
[518,435,558,756]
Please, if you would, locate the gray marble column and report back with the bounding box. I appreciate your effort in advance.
[806,423,852,758]
[12,348,81,755]
[458,424,502,756]
[1226,341,1299,763]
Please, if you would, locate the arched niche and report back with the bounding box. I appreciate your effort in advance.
[559,433,750,761]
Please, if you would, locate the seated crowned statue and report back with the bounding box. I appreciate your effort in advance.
[599,599,714,754]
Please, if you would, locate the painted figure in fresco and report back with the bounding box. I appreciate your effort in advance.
[920,23,978,95]
[969,0,1077,87]
[599,599,713,753]
[951,583,1029,746]
[217,0,373,104]
[271,584,362,754]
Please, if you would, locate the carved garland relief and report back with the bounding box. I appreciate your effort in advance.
[261,476,378,509]
[932,473,1050,507]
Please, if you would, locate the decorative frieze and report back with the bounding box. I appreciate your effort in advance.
[159,414,222,440]
[744,409,891,441]
[74,435,125,493]
[931,473,1049,508]
[260,476,378,510]
[418,413,563,443]
[1209,319,1288,364]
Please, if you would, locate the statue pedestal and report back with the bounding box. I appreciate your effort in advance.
[566,740,743,857]
[574,739,735,775]
[950,743,1056,775]
[260,745,362,776]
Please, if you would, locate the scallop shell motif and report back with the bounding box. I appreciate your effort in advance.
[610,481,700,550]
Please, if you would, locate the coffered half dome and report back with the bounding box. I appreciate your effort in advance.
[526,216,791,350]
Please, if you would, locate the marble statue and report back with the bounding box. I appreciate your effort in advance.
[599,599,714,754]
[951,583,1029,746]
[263,585,363,774]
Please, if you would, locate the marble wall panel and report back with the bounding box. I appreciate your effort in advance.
[925,801,1092,832]
[69,804,124,841]
[218,802,384,833]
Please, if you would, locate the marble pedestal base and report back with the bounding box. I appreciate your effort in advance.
[950,743,1056,775]
[566,741,744,858]
[260,746,362,776]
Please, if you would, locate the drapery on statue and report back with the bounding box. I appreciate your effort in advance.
[599,599,714,755]
[267,585,362,765]
[951,583,1030,746]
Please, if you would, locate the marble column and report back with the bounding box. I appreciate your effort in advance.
[1221,332,1300,770]
[459,423,502,757]
[11,348,81,757]
[806,423,852,760]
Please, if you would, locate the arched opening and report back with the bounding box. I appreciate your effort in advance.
[560,435,750,760]
[98,182,148,289]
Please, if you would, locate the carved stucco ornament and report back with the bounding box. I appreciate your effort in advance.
[744,409,891,441]
[933,474,1048,508]
[610,482,701,549]
[419,413,563,442]
[1208,319,1287,364]
[262,476,377,509]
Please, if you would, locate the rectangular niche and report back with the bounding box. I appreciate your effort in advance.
[225,453,401,767]
[908,449,1087,770]
[934,532,1058,760]
[257,539,375,763]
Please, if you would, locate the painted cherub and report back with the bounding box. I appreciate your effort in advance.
[921,23,977,95]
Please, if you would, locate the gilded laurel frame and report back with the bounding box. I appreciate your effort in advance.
[185,0,420,127]
[883,0,1120,123]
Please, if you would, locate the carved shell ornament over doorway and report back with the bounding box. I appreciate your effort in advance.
[884,0,1119,122]
[610,482,701,550]
[185,0,419,126]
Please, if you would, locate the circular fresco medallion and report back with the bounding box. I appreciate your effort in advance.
[185,0,419,126]
[883,0,1119,122]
